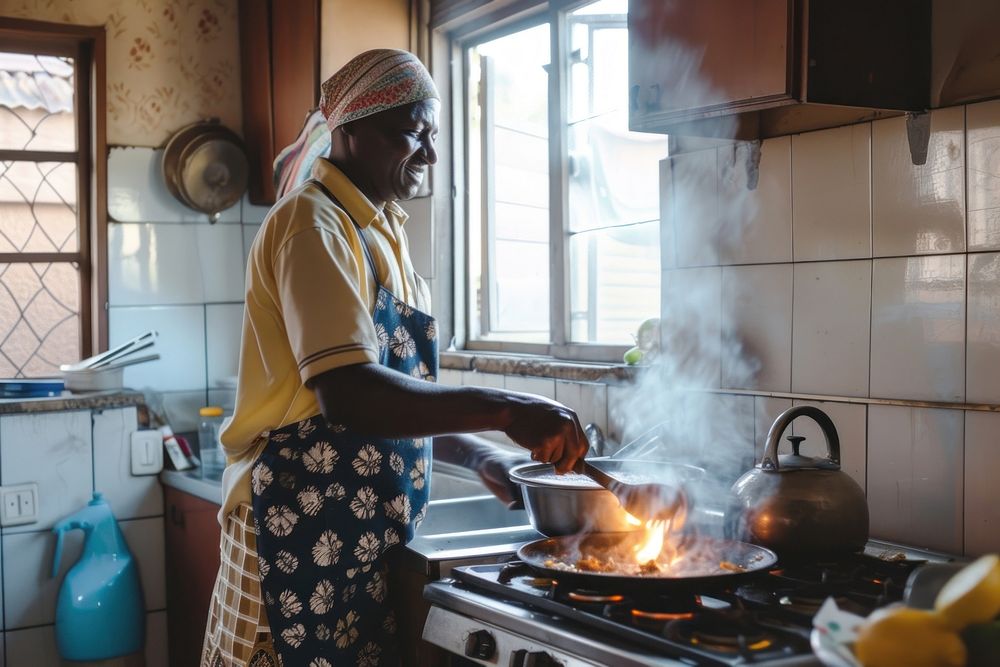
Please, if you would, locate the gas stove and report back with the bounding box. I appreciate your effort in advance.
[421,541,955,666]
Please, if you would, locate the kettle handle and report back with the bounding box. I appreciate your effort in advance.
[761,405,841,471]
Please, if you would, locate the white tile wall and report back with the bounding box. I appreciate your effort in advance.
[0,405,166,650]
[2,529,84,628]
[792,260,871,397]
[966,252,1000,403]
[872,107,966,257]
[721,264,792,391]
[555,381,608,435]
[157,390,211,434]
[662,266,722,389]
[107,147,241,224]
[659,104,1000,556]
[664,149,719,267]
[967,99,1000,250]
[93,407,163,520]
[107,146,260,431]
[717,136,792,265]
[792,124,872,261]
[504,376,556,400]
[870,255,966,402]
[206,304,244,388]
[0,411,93,533]
[867,405,964,554]
[109,306,207,393]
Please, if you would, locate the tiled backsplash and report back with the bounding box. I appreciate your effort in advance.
[106,147,268,432]
[0,407,167,665]
[659,99,1000,557]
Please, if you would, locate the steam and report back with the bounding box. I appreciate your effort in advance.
[604,3,771,543]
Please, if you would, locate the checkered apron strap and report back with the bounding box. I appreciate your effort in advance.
[201,504,279,667]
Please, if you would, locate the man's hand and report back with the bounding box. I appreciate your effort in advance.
[501,393,589,473]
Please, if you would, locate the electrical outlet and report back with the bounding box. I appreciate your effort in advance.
[0,483,38,527]
[131,430,164,476]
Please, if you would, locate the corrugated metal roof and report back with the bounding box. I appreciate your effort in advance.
[0,52,73,113]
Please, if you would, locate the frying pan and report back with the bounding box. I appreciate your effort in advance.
[517,532,777,590]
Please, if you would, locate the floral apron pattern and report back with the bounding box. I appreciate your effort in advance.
[251,181,437,666]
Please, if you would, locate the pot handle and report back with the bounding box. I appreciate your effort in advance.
[760,405,841,471]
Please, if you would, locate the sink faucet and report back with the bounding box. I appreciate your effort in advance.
[584,423,606,458]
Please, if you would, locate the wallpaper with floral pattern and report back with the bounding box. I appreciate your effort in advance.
[1,0,242,146]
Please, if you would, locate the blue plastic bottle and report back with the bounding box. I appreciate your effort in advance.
[51,492,145,660]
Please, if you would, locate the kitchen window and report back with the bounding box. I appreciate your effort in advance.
[462,0,666,361]
[0,20,106,377]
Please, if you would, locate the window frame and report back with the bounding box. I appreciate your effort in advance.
[0,18,108,368]
[454,0,642,364]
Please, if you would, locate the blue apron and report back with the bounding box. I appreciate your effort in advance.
[251,181,437,666]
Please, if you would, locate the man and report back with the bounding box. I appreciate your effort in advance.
[201,49,587,667]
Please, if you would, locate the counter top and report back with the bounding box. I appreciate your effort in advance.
[161,469,223,505]
[0,389,145,414]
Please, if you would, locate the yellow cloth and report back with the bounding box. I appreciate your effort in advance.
[219,158,430,522]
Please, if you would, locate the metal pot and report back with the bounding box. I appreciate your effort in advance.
[726,405,869,558]
[162,120,248,222]
[509,459,709,536]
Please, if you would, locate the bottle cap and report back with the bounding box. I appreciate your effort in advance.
[200,406,224,417]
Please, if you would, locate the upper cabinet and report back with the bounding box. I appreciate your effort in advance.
[628,0,931,141]
[239,0,321,205]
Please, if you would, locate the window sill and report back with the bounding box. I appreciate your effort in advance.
[440,350,639,385]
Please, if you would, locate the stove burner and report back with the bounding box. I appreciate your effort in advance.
[666,611,787,658]
[567,590,624,604]
[630,608,695,622]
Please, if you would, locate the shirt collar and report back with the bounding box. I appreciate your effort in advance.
[311,159,409,228]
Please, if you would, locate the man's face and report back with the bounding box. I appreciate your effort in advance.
[348,99,440,203]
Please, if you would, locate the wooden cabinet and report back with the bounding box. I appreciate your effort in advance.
[628,0,930,141]
[238,0,320,205]
[164,487,222,667]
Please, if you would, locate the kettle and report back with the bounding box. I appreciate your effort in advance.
[51,492,145,661]
[726,405,869,558]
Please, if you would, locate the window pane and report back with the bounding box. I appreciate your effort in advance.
[0,262,80,377]
[0,161,78,252]
[569,221,660,344]
[468,23,551,341]
[0,53,76,151]
[567,3,665,343]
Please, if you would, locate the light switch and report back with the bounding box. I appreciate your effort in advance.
[131,430,164,476]
[0,483,38,527]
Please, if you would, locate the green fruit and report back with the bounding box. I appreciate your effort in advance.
[623,347,643,365]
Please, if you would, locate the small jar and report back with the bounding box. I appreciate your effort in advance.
[198,406,226,477]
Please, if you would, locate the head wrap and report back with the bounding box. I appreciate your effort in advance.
[319,49,439,131]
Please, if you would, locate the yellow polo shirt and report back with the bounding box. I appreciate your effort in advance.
[218,158,431,521]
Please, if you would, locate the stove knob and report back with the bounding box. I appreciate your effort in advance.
[525,651,560,667]
[464,629,496,660]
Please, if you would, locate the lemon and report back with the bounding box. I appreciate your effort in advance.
[854,605,966,667]
[935,554,1000,630]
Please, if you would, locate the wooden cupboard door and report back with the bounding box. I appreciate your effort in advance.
[164,487,222,667]
[628,0,796,130]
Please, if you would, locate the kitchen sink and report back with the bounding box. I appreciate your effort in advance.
[417,494,529,535]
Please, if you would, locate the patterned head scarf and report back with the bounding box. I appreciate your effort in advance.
[319,49,439,131]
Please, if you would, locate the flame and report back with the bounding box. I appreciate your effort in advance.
[629,501,689,567]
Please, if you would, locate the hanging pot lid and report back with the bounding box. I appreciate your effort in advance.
[162,120,248,222]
